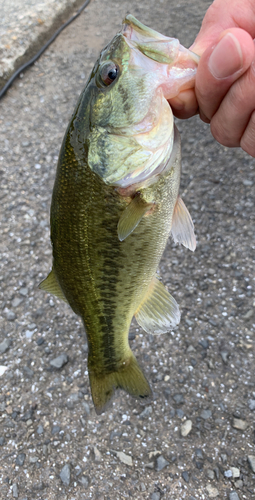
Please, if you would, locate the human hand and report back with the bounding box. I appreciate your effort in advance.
[169,0,255,157]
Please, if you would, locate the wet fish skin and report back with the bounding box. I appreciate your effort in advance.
[40,15,197,414]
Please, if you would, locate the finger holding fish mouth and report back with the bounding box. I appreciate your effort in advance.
[169,28,255,157]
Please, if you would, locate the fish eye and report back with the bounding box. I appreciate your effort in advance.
[99,61,119,87]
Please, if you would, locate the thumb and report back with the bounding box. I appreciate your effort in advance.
[193,28,255,121]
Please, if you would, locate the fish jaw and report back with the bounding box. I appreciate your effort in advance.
[122,14,199,100]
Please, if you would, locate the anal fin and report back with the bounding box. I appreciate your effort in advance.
[118,194,154,241]
[39,269,68,303]
[171,196,196,251]
[135,276,180,334]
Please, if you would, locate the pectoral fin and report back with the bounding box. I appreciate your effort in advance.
[135,276,180,334]
[39,269,68,303]
[117,195,154,241]
[171,196,196,251]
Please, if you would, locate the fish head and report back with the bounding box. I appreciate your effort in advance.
[75,15,198,187]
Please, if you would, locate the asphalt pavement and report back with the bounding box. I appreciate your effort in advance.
[0,0,255,499]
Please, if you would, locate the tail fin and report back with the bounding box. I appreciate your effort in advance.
[89,353,152,415]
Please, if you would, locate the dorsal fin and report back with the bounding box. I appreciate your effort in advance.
[135,276,180,334]
[171,196,196,251]
[117,195,154,241]
[39,269,68,303]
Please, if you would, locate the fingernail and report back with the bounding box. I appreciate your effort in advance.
[208,33,243,79]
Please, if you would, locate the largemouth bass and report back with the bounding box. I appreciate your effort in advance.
[40,15,198,414]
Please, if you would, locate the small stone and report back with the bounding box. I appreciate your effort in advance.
[234,480,243,489]
[6,310,16,321]
[23,366,34,377]
[60,464,71,485]
[16,453,26,466]
[115,451,133,466]
[52,425,61,435]
[36,425,44,435]
[139,406,152,418]
[79,475,90,488]
[140,483,146,492]
[0,339,11,354]
[94,446,102,461]
[19,287,28,296]
[0,366,8,377]
[155,455,169,471]
[199,339,209,349]
[151,493,160,500]
[12,297,23,308]
[232,418,248,431]
[181,420,192,437]
[36,338,44,346]
[221,453,227,464]
[206,469,215,480]
[224,470,233,478]
[182,471,189,482]
[173,394,184,404]
[29,456,38,463]
[242,179,253,186]
[50,354,68,369]
[229,492,240,500]
[220,350,229,364]
[12,483,19,498]
[201,409,212,419]
[248,399,255,411]
[247,455,255,473]
[230,467,240,479]
[176,409,184,418]
[206,484,219,498]
[242,309,254,320]
[0,437,5,446]
[195,448,203,459]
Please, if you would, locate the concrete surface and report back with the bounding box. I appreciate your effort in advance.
[0,0,87,88]
[0,0,255,499]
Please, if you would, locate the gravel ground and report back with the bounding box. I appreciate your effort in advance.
[0,0,255,499]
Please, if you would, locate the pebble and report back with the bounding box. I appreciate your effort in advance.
[247,455,255,473]
[199,339,209,349]
[16,453,26,466]
[173,394,184,404]
[60,463,71,485]
[230,467,240,478]
[19,287,28,296]
[235,480,243,489]
[114,451,133,466]
[139,406,152,418]
[12,483,19,498]
[0,338,11,354]
[50,353,68,369]
[242,309,254,320]
[205,484,219,498]
[248,399,255,411]
[181,420,192,437]
[12,297,23,308]
[195,448,203,459]
[206,469,215,480]
[79,475,90,488]
[36,425,44,435]
[182,471,189,483]
[151,493,160,500]
[220,351,229,364]
[229,492,240,500]
[232,418,248,430]
[0,437,5,446]
[201,409,212,419]
[155,455,169,471]
[0,366,8,377]
[94,446,102,461]
[176,409,185,418]
[52,425,61,435]
[5,310,16,321]
[224,470,233,478]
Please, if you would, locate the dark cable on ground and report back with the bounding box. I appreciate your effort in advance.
[0,0,91,100]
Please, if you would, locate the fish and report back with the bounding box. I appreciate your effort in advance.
[39,15,199,415]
